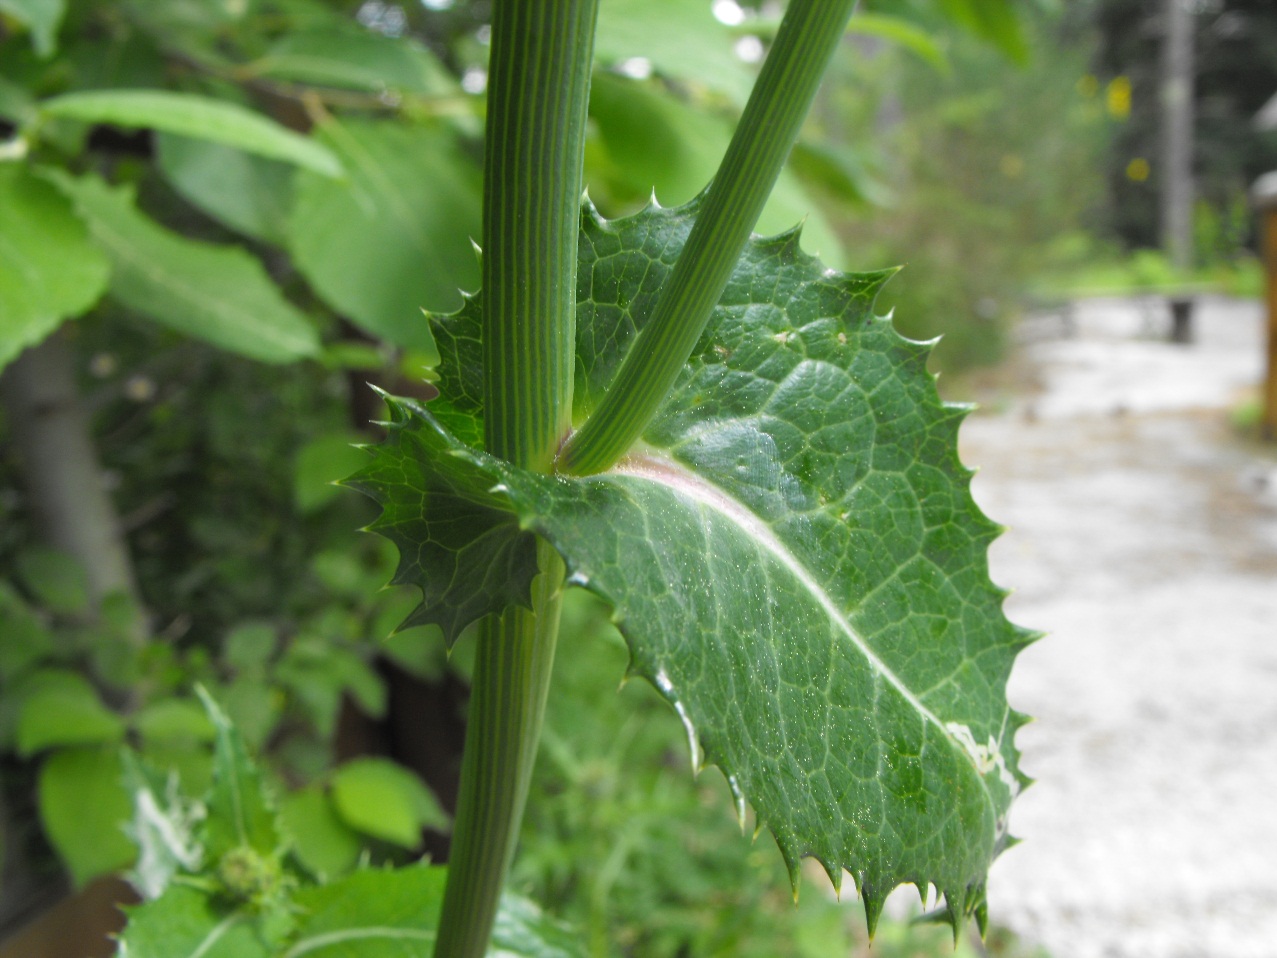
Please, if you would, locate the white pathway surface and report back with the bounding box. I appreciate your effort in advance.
[962,296,1277,958]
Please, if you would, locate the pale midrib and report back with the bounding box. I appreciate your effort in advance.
[86,214,311,353]
[611,452,996,795]
[185,913,242,958]
[282,926,436,958]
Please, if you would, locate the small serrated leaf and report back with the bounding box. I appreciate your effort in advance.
[345,396,540,646]
[197,687,280,861]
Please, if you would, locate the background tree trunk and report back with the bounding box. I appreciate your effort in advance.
[1160,0,1195,271]
[1,328,146,642]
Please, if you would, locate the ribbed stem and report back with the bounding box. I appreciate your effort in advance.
[558,0,858,476]
[434,2,597,956]
[482,0,598,472]
[434,545,565,958]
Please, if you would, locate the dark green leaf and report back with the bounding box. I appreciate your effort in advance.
[343,411,539,645]
[329,757,448,848]
[39,90,342,176]
[357,199,1032,927]
[39,746,135,885]
[0,164,109,371]
[14,545,89,615]
[288,117,482,356]
[293,433,367,513]
[48,171,321,363]
[0,582,56,681]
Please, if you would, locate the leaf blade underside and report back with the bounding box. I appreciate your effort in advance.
[355,197,1034,928]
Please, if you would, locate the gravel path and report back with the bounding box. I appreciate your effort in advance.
[960,296,1277,958]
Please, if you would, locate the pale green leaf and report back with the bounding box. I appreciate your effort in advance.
[247,26,459,96]
[293,433,367,513]
[48,171,321,363]
[936,0,1027,63]
[588,73,844,266]
[279,786,362,880]
[133,699,217,744]
[288,117,482,356]
[39,90,342,176]
[18,680,124,755]
[286,864,583,958]
[356,199,1032,928]
[595,0,755,104]
[0,164,109,372]
[329,757,448,848]
[39,746,135,885]
[117,886,270,958]
[156,133,295,244]
[0,0,65,57]
[223,622,277,674]
[848,13,950,71]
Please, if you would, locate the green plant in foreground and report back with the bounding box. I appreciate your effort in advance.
[355,0,1031,954]
[109,0,1034,955]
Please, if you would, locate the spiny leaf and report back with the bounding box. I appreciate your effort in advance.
[197,687,280,861]
[356,198,1033,928]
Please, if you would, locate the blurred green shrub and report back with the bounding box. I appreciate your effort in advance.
[829,10,1109,372]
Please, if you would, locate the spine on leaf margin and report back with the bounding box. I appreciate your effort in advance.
[433,2,598,957]
[558,0,859,476]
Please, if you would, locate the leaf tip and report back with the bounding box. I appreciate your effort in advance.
[862,887,886,939]
[819,859,843,899]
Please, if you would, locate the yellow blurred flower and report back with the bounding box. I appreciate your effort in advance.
[1107,76,1131,119]
[1126,157,1150,182]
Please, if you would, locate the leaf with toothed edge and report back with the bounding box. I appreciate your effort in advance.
[351,193,1035,934]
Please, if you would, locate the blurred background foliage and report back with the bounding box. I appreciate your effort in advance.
[0,0,1272,954]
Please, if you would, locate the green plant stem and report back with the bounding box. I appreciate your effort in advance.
[433,2,597,956]
[434,544,565,958]
[558,0,858,476]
